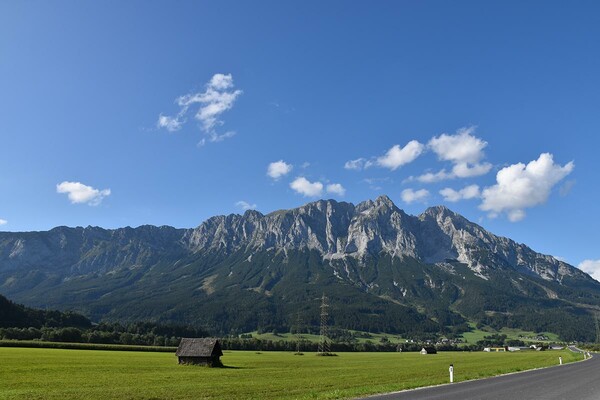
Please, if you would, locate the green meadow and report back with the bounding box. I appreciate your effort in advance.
[246,330,406,345]
[0,347,582,400]
[249,326,560,346]
[460,324,561,344]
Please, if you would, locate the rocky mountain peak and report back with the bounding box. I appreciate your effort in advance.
[242,209,264,220]
[177,197,591,283]
[420,205,473,233]
[374,194,395,207]
[423,204,451,215]
[421,205,463,221]
[356,195,397,212]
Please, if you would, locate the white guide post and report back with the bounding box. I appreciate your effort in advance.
[449,364,454,383]
[559,356,563,365]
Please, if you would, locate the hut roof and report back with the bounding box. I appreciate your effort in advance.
[421,346,437,354]
[176,338,223,357]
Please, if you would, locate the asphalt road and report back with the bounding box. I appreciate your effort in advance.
[363,355,599,400]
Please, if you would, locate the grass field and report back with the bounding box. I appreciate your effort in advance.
[0,347,583,400]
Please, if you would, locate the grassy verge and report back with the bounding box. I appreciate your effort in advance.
[0,348,582,399]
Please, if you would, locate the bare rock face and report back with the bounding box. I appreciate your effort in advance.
[416,205,581,281]
[0,225,188,276]
[180,196,583,283]
[0,196,588,289]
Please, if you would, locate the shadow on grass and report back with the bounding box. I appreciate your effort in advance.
[178,363,250,370]
[219,365,248,369]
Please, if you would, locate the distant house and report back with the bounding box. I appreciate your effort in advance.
[483,347,506,352]
[176,338,223,366]
[508,346,530,352]
[420,346,437,355]
[530,344,548,351]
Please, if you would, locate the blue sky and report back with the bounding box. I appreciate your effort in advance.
[1,1,599,274]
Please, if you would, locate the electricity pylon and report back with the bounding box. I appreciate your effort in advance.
[295,311,304,354]
[595,312,600,344]
[318,293,331,355]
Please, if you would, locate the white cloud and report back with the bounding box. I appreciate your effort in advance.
[290,177,323,197]
[414,169,453,183]
[157,73,242,144]
[479,153,574,222]
[559,180,575,197]
[326,183,346,196]
[235,200,257,211]
[348,127,491,181]
[345,140,423,172]
[440,184,480,202]
[401,188,430,204]
[507,209,526,222]
[208,73,235,90]
[0,219,7,226]
[451,161,492,178]
[344,158,369,170]
[56,181,111,206]
[414,127,492,182]
[157,114,184,132]
[198,131,236,146]
[429,126,486,163]
[377,140,425,170]
[267,160,293,180]
[578,260,600,282]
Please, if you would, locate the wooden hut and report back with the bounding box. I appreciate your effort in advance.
[176,338,223,366]
[420,346,437,355]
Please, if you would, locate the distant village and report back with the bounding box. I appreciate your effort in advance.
[221,330,570,353]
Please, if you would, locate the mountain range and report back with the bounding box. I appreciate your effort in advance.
[1,195,599,341]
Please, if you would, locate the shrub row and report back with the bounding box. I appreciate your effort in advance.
[0,340,177,352]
